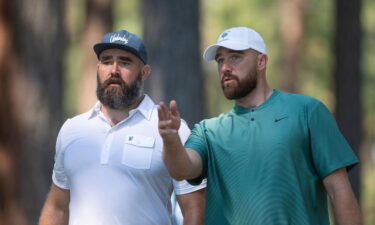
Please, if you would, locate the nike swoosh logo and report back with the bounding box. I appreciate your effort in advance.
[274,116,288,122]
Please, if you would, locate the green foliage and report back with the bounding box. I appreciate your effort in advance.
[113,0,141,34]
[302,0,335,108]
[64,0,86,117]
[64,44,82,117]
[363,0,375,142]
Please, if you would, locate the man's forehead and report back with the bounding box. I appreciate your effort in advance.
[215,47,246,58]
[100,48,137,59]
[217,47,246,54]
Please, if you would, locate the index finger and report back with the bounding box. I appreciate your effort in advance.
[157,101,168,121]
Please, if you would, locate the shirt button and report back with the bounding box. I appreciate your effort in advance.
[250,118,255,121]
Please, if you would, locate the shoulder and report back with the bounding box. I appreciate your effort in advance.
[274,90,327,114]
[61,110,93,130]
[277,91,321,106]
[275,91,333,122]
[57,107,97,143]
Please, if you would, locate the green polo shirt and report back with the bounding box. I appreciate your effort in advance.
[185,90,358,225]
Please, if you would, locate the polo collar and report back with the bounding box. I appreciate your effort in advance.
[233,89,279,114]
[131,94,154,120]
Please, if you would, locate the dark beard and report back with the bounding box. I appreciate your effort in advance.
[221,71,257,100]
[96,72,143,110]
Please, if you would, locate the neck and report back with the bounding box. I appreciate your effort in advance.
[235,83,273,108]
[100,95,145,126]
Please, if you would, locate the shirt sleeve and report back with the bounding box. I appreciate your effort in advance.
[52,120,70,190]
[308,102,359,179]
[173,178,207,195]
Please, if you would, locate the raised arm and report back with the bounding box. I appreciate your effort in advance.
[39,184,70,225]
[323,168,362,225]
[158,100,202,180]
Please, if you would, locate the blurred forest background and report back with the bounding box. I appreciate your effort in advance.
[0,0,374,224]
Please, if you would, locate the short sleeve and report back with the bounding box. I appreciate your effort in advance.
[173,178,207,195]
[308,102,359,179]
[52,120,70,190]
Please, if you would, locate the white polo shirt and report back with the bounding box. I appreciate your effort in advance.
[52,95,205,225]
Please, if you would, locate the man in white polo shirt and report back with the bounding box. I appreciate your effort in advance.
[39,30,206,225]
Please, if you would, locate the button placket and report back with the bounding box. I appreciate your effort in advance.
[249,109,256,122]
[100,130,114,164]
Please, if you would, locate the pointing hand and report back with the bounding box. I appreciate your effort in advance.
[157,100,181,139]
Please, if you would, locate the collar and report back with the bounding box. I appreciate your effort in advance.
[233,89,279,114]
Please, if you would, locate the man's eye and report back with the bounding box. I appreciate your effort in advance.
[216,58,224,64]
[228,55,242,63]
[118,61,131,66]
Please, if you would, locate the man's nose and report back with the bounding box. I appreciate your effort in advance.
[220,59,232,74]
[110,61,120,74]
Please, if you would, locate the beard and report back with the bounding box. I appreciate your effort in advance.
[221,71,257,100]
[96,72,143,110]
[221,69,257,100]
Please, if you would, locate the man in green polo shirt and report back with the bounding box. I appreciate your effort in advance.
[157,26,361,225]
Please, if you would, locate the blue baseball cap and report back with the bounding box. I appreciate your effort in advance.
[93,30,148,64]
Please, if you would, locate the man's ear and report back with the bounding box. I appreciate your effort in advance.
[257,54,268,70]
[141,64,151,81]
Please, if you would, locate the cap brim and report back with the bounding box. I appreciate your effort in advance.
[93,43,146,63]
[202,42,254,61]
[202,45,220,61]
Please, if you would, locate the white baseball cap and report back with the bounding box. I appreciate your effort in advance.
[203,26,267,61]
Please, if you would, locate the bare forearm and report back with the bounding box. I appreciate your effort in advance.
[39,184,70,225]
[39,206,69,225]
[183,207,205,225]
[324,168,362,225]
[330,194,362,225]
[178,189,205,225]
[162,134,195,180]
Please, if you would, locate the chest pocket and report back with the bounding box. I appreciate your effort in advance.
[122,134,155,169]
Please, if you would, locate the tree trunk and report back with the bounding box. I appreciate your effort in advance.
[78,0,113,113]
[0,2,25,224]
[0,0,65,224]
[280,0,304,93]
[142,0,205,127]
[334,0,362,201]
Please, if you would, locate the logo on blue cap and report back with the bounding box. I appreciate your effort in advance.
[110,34,129,44]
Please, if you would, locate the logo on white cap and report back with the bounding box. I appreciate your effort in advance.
[219,32,230,41]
